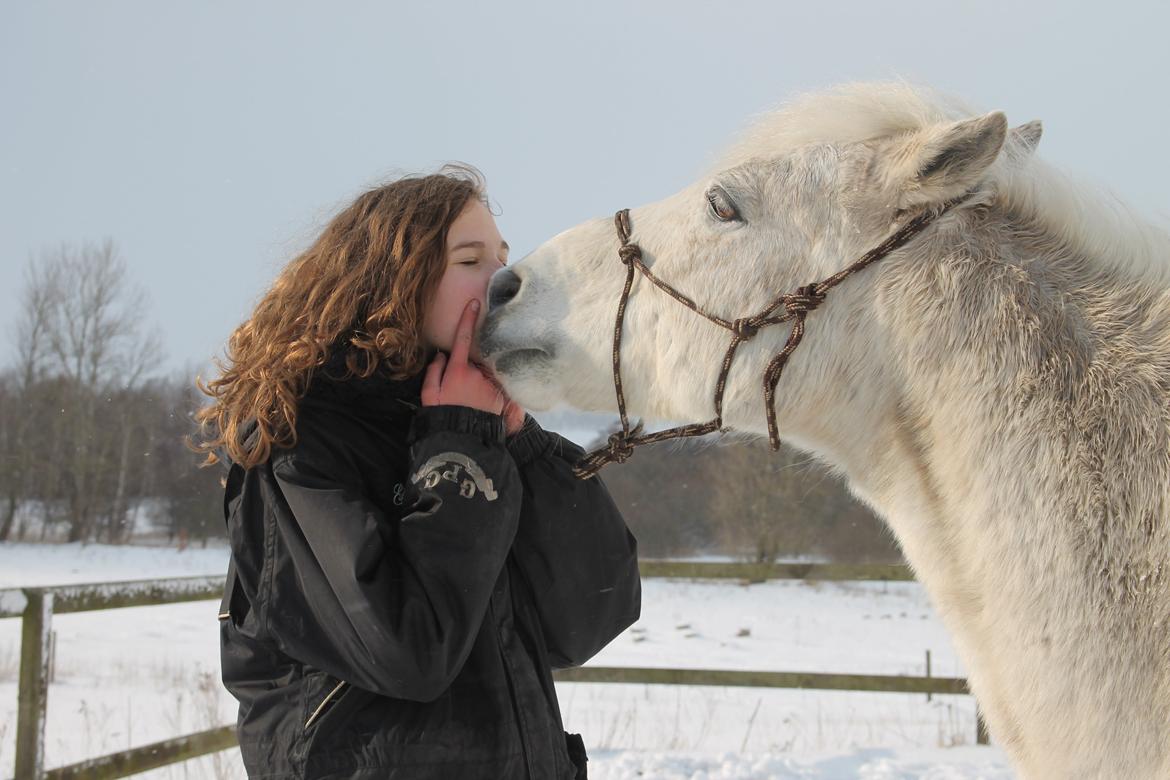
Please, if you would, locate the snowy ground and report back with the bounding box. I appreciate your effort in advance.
[0,543,1013,779]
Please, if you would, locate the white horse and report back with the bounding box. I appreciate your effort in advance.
[480,82,1170,778]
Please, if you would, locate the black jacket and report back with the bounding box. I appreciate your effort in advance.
[218,368,641,779]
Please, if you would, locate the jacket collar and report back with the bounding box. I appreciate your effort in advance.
[303,351,427,418]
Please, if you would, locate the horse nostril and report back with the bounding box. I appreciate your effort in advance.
[488,269,522,311]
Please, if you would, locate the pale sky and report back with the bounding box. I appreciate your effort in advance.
[3,1,1168,376]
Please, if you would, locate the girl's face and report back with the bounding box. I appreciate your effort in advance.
[421,199,509,358]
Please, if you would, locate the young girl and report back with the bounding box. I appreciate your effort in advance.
[197,167,641,779]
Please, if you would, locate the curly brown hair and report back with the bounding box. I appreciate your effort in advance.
[194,165,487,469]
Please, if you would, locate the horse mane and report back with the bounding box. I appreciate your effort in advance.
[714,81,1170,286]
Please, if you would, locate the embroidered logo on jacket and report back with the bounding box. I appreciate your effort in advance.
[410,452,499,502]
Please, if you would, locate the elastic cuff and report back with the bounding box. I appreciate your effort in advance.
[506,414,556,466]
[409,405,506,446]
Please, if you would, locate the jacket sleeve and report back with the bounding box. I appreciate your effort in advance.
[505,415,641,669]
[264,405,520,702]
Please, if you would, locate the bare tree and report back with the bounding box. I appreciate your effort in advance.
[0,373,18,542]
[0,257,62,541]
[18,241,163,542]
[597,425,901,564]
[706,440,821,562]
[599,434,723,557]
[708,438,902,564]
[2,241,234,548]
[44,240,161,391]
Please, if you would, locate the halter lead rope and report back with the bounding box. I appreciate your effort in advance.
[572,196,971,480]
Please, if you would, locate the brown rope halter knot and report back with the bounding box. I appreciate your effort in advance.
[572,195,970,480]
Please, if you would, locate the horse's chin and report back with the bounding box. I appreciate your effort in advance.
[484,348,560,412]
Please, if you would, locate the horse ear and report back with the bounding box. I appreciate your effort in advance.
[894,111,1008,210]
[1011,120,1043,153]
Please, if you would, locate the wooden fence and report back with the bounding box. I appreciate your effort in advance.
[2,560,985,780]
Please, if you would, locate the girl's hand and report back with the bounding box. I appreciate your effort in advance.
[501,397,525,437]
[476,356,526,436]
[421,300,505,415]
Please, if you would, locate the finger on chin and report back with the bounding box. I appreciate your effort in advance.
[450,300,479,366]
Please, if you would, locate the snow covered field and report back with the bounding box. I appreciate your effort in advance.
[0,543,1012,779]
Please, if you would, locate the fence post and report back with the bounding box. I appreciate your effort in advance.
[48,629,58,684]
[925,650,932,703]
[16,588,54,780]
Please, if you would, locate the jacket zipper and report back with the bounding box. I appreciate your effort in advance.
[304,680,347,729]
[489,600,536,779]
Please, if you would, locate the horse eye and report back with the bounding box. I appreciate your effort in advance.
[706,187,741,222]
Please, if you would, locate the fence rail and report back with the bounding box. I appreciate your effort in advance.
[637,560,915,582]
[3,561,982,780]
[1,575,223,620]
[552,666,969,695]
[42,727,237,780]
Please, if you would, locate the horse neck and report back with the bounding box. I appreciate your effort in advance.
[810,210,1170,771]
[852,204,1170,567]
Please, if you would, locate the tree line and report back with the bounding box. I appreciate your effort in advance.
[0,241,221,545]
[600,435,902,564]
[1,239,903,564]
